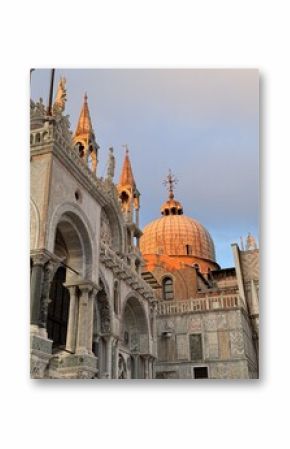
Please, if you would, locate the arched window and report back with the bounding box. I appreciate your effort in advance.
[162,277,174,301]
[186,244,192,255]
[77,142,85,158]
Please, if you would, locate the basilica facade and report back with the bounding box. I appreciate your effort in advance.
[30,78,259,379]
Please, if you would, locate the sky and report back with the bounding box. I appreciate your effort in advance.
[30,69,259,268]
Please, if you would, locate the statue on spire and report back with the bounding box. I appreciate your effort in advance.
[106,147,115,181]
[246,232,257,250]
[163,169,178,199]
[53,77,67,114]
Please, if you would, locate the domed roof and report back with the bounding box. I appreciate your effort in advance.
[140,214,216,262]
[141,170,217,263]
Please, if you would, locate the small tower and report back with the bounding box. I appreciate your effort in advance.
[117,147,140,225]
[117,147,142,265]
[73,93,99,174]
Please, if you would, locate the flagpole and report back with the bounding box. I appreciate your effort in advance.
[47,68,55,116]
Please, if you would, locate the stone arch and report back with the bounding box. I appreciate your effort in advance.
[102,203,124,253]
[30,197,40,250]
[47,202,94,280]
[121,295,149,354]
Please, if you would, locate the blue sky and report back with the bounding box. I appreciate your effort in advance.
[31,69,259,267]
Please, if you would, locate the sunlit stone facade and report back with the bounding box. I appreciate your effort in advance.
[30,80,259,379]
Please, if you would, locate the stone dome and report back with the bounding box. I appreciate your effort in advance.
[140,214,216,262]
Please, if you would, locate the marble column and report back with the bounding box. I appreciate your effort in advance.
[65,286,78,353]
[76,285,91,354]
[113,338,119,379]
[144,356,150,379]
[105,335,113,378]
[30,254,48,327]
[38,261,55,337]
[87,288,98,354]
[151,301,157,341]
[149,356,155,379]
[132,354,139,379]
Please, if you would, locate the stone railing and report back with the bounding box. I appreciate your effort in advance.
[157,294,243,316]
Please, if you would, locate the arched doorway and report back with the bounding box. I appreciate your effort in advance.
[122,297,149,379]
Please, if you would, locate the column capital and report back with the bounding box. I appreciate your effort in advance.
[30,248,61,266]
[64,279,99,294]
[30,252,50,267]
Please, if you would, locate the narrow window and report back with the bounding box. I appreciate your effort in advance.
[162,277,174,301]
[186,244,192,255]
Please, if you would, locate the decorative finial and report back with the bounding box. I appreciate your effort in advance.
[106,147,115,182]
[122,144,129,155]
[84,92,88,102]
[163,169,178,199]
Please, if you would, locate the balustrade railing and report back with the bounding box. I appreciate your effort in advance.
[157,294,242,316]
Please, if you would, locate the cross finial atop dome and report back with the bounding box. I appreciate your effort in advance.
[163,169,178,200]
[161,170,183,216]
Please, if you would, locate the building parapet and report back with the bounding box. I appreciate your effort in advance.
[157,294,243,316]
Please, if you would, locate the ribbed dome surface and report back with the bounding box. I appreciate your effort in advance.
[140,215,216,262]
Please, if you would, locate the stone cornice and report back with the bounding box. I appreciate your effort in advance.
[100,243,154,301]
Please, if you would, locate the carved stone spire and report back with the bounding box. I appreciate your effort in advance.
[119,146,136,190]
[73,93,99,175]
[74,93,93,142]
[117,146,140,218]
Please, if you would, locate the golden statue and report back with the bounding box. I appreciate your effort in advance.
[53,77,67,114]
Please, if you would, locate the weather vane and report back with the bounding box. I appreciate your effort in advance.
[163,169,178,198]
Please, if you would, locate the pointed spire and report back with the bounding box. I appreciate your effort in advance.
[119,145,136,189]
[74,93,93,140]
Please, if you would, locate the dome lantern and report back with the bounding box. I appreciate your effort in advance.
[161,169,183,216]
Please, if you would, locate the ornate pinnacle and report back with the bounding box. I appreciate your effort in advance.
[163,169,178,199]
